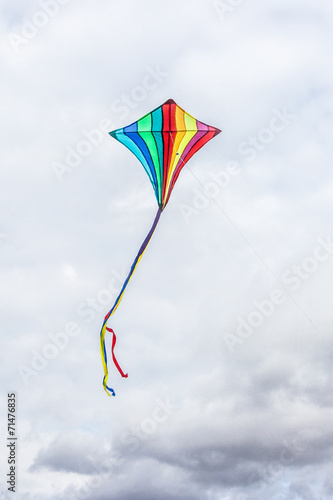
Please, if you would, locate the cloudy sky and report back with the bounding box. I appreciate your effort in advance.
[1,0,333,499]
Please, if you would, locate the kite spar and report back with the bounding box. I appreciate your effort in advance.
[100,99,221,396]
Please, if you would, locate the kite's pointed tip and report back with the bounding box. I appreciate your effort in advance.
[164,98,176,105]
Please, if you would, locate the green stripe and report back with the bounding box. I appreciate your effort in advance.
[138,114,162,205]
[152,109,164,203]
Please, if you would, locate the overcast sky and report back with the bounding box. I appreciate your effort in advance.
[1,1,333,499]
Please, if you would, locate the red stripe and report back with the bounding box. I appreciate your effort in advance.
[181,130,216,165]
[164,130,216,206]
[162,102,175,203]
[162,101,170,131]
[170,102,176,131]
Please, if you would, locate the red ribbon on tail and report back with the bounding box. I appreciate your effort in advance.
[105,327,128,378]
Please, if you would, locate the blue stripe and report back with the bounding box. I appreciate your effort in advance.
[124,131,159,201]
[152,109,164,204]
[111,131,158,202]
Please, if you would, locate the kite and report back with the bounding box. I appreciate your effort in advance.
[100,99,221,396]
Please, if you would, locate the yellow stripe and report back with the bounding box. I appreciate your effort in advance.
[183,110,197,130]
[164,110,185,196]
[164,111,198,199]
[100,323,111,395]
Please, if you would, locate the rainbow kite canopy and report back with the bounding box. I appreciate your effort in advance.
[109,99,221,209]
[100,99,221,397]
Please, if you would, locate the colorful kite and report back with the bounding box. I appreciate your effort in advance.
[100,99,221,396]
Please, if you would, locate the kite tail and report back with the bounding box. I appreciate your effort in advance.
[100,206,162,396]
